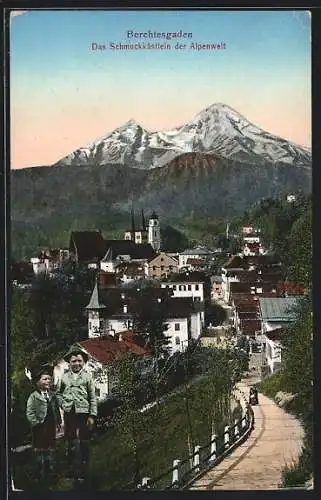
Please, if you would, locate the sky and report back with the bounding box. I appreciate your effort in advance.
[10,9,311,169]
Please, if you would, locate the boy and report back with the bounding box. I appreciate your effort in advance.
[56,345,97,481]
[26,364,61,480]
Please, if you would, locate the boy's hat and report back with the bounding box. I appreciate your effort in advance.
[63,344,89,363]
[31,363,54,382]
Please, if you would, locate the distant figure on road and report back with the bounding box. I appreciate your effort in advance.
[56,345,97,481]
[249,387,259,405]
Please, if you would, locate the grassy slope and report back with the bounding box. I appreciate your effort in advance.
[13,377,234,491]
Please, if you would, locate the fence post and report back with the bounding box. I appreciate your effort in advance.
[209,434,217,463]
[224,425,230,449]
[193,445,200,473]
[142,477,151,489]
[234,419,240,440]
[172,459,181,486]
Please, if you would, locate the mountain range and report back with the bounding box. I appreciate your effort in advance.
[11,103,311,242]
[55,103,311,169]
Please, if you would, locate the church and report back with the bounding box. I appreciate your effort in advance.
[124,209,161,252]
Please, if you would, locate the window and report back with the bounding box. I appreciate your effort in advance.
[153,266,156,271]
[161,266,164,271]
[175,323,180,331]
[195,284,199,291]
[188,285,192,291]
[161,257,164,262]
[173,285,176,290]
[175,336,180,345]
[95,388,100,397]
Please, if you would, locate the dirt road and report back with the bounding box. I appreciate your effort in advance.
[189,381,304,490]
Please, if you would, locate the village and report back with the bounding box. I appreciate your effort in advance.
[11,208,306,404]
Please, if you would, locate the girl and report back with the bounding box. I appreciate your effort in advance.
[26,365,61,479]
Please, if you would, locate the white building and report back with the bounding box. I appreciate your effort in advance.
[85,283,202,355]
[262,328,283,374]
[54,336,150,401]
[178,247,213,269]
[160,281,205,324]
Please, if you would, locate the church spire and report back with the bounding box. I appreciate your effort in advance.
[131,207,136,236]
[85,277,106,310]
[141,208,146,230]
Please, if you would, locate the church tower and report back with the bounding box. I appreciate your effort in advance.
[85,278,106,338]
[148,211,161,252]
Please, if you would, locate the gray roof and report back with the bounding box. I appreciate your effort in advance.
[85,281,106,310]
[181,247,212,256]
[259,297,303,322]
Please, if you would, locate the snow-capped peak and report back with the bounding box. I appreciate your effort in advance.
[55,103,311,169]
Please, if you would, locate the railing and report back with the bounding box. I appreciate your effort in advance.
[136,404,254,490]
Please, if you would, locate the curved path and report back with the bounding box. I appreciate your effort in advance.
[189,380,304,490]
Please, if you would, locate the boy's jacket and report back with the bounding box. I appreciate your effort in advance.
[56,369,97,416]
[26,390,62,428]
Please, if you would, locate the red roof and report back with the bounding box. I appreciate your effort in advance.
[239,319,261,335]
[277,282,307,295]
[79,334,149,364]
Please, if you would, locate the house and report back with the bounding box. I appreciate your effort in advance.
[242,224,254,235]
[116,260,147,284]
[84,283,202,354]
[242,242,265,256]
[243,232,261,244]
[166,271,212,303]
[259,296,303,334]
[30,248,70,275]
[145,252,178,279]
[178,247,213,269]
[277,281,307,296]
[160,278,205,324]
[54,334,150,402]
[185,258,208,271]
[239,319,262,339]
[211,276,223,301]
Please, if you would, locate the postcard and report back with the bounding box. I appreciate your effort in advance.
[8,8,312,493]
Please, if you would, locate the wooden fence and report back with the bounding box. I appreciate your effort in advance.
[136,403,254,490]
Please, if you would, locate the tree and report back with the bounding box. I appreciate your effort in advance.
[286,207,312,287]
[110,356,148,486]
[132,292,171,404]
[282,295,312,397]
[11,289,38,382]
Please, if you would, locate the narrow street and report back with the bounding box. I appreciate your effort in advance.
[189,355,305,490]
